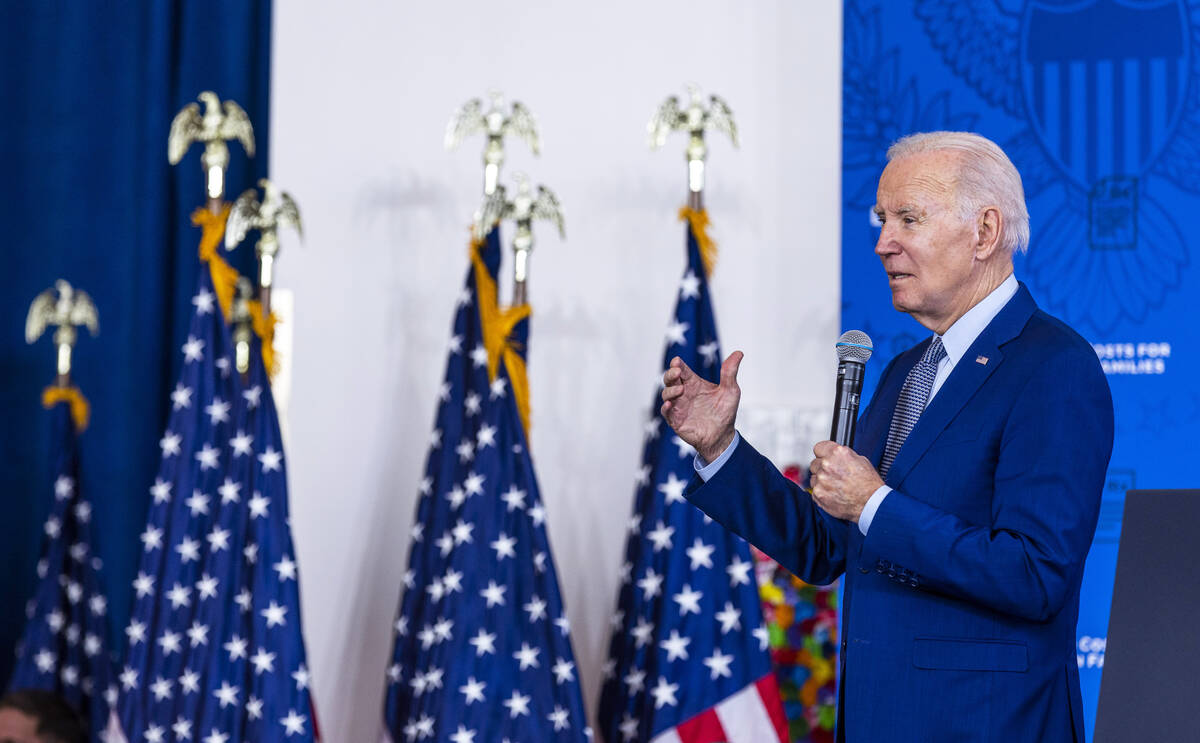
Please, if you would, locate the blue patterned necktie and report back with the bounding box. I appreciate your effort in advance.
[878,336,947,478]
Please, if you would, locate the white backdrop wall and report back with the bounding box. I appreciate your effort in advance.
[270,2,843,740]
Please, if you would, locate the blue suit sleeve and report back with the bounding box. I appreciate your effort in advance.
[684,437,848,586]
[863,346,1114,622]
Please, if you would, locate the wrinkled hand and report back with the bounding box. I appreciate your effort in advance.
[660,352,743,463]
[809,440,883,522]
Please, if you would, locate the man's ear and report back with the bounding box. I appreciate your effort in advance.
[975,206,1003,260]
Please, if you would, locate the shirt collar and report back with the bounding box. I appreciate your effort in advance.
[937,273,1019,366]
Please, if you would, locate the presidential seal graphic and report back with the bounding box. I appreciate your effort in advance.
[912,0,1197,333]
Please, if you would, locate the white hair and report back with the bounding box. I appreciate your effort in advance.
[886,131,1030,254]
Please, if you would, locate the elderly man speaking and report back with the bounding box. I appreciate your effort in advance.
[661,131,1113,742]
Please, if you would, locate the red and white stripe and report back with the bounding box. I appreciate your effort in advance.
[651,674,788,743]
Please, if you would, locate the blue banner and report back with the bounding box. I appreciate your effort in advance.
[841,1,1200,738]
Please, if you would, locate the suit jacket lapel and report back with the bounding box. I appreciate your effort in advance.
[883,284,1038,487]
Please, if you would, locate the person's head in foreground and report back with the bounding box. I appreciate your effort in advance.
[0,690,86,743]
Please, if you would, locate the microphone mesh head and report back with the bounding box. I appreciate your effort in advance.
[836,330,874,363]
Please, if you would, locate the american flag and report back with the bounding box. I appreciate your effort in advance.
[113,214,316,743]
[9,390,116,739]
[381,230,591,742]
[597,212,788,743]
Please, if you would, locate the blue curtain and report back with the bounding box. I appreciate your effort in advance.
[0,1,271,687]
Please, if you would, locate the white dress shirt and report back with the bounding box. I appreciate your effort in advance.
[696,273,1020,536]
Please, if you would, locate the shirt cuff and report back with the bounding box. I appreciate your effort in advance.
[857,485,891,535]
[694,432,741,482]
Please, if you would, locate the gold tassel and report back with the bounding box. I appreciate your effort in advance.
[496,305,533,437]
[679,206,718,277]
[247,300,280,379]
[192,206,239,321]
[468,239,534,437]
[42,385,90,431]
[247,301,279,381]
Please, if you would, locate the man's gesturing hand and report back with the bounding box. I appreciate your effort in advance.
[660,351,743,463]
[809,440,884,522]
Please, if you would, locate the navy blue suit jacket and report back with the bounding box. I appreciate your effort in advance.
[686,284,1113,742]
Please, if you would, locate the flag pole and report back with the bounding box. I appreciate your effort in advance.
[225,178,303,325]
[25,280,99,392]
[168,91,256,371]
[475,175,565,307]
[648,84,739,213]
[446,92,544,304]
[168,90,255,215]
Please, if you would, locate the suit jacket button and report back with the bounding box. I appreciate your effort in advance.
[859,566,869,574]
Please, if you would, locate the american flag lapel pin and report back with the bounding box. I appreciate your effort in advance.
[975,355,989,365]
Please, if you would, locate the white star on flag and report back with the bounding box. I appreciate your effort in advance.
[159,433,182,457]
[647,521,675,552]
[650,677,679,708]
[182,336,204,362]
[660,630,690,662]
[450,726,476,743]
[686,538,715,569]
[459,677,486,704]
[223,635,248,661]
[470,345,489,368]
[250,648,275,675]
[703,649,734,679]
[194,444,219,470]
[262,602,287,627]
[672,584,703,615]
[185,491,210,516]
[176,538,201,563]
[119,667,138,691]
[480,581,506,607]
[274,556,297,581]
[192,289,214,314]
[280,710,307,736]
[548,705,570,731]
[523,595,547,622]
[150,479,172,503]
[140,526,163,552]
[552,659,575,684]
[203,729,228,743]
[664,320,689,346]
[229,430,254,457]
[679,269,701,300]
[513,643,540,670]
[715,602,742,633]
[464,392,482,416]
[469,629,496,656]
[658,473,688,504]
[292,665,311,691]
[213,681,239,708]
[637,568,664,599]
[503,690,531,718]
[242,385,262,409]
[170,384,193,410]
[501,486,526,511]
[249,492,269,519]
[218,478,241,503]
[632,618,654,649]
[258,446,282,472]
[753,625,770,650]
[490,377,508,398]
[204,397,231,424]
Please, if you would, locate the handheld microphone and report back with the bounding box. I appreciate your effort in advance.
[830,330,873,446]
